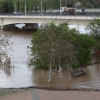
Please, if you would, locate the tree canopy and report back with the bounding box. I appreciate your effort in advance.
[86,18,100,50]
[30,22,96,69]
[0,0,14,13]
[30,22,77,69]
[0,33,12,67]
[29,22,96,82]
[0,0,100,13]
[72,32,96,67]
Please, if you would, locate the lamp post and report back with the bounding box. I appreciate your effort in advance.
[25,0,26,15]
[15,3,17,12]
[65,0,67,7]
[81,0,84,12]
[40,0,42,15]
[60,0,61,11]
[45,0,47,11]
[17,0,19,11]
[51,0,52,10]
[92,0,94,15]
[74,0,76,8]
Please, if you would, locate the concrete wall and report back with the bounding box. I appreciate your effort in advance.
[0,15,99,29]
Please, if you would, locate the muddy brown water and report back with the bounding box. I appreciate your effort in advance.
[0,28,100,90]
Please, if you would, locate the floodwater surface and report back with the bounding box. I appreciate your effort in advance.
[0,26,100,90]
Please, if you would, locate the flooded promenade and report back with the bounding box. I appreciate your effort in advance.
[0,25,100,90]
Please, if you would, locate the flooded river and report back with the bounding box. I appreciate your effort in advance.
[0,25,100,90]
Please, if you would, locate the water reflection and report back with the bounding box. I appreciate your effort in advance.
[0,67,12,76]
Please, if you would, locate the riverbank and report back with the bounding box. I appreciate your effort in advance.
[0,85,100,97]
[0,88,100,100]
[0,88,28,97]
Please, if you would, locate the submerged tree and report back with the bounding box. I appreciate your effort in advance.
[29,22,96,82]
[0,32,12,68]
[30,22,77,82]
[71,31,96,68]
[86,18,100,50]
[86,18,100,63]
[86,18,100,41]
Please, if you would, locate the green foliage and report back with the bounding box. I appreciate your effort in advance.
[8,0,14,12]
[72,33,96,66]
[86,18,100,50]
[0,0,100,13]
[30,22,96,69]
[0,0,14,13]
[71,60,80,69]
[30,22,77,69]
[0,0,60,12]
[86,18,100,41]
[74,0,99,8]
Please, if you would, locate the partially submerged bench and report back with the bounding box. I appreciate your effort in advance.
[71,69,86,77]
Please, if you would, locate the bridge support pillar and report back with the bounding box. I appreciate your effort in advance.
[3,24,18,30]
[0,18,3,30]
[23,23,38,30]
[0,25,3,30]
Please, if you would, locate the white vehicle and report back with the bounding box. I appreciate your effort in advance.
[60,7,75,15]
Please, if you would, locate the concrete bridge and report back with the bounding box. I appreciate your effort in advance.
[0,15,99,30]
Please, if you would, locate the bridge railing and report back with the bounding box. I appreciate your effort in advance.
[23,11,100,16]
[0,11,100,17]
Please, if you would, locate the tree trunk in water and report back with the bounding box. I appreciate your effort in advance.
[48,64,52,82]
[58,66,62,72]
[58,56,62,72]
[48,42,53,82]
